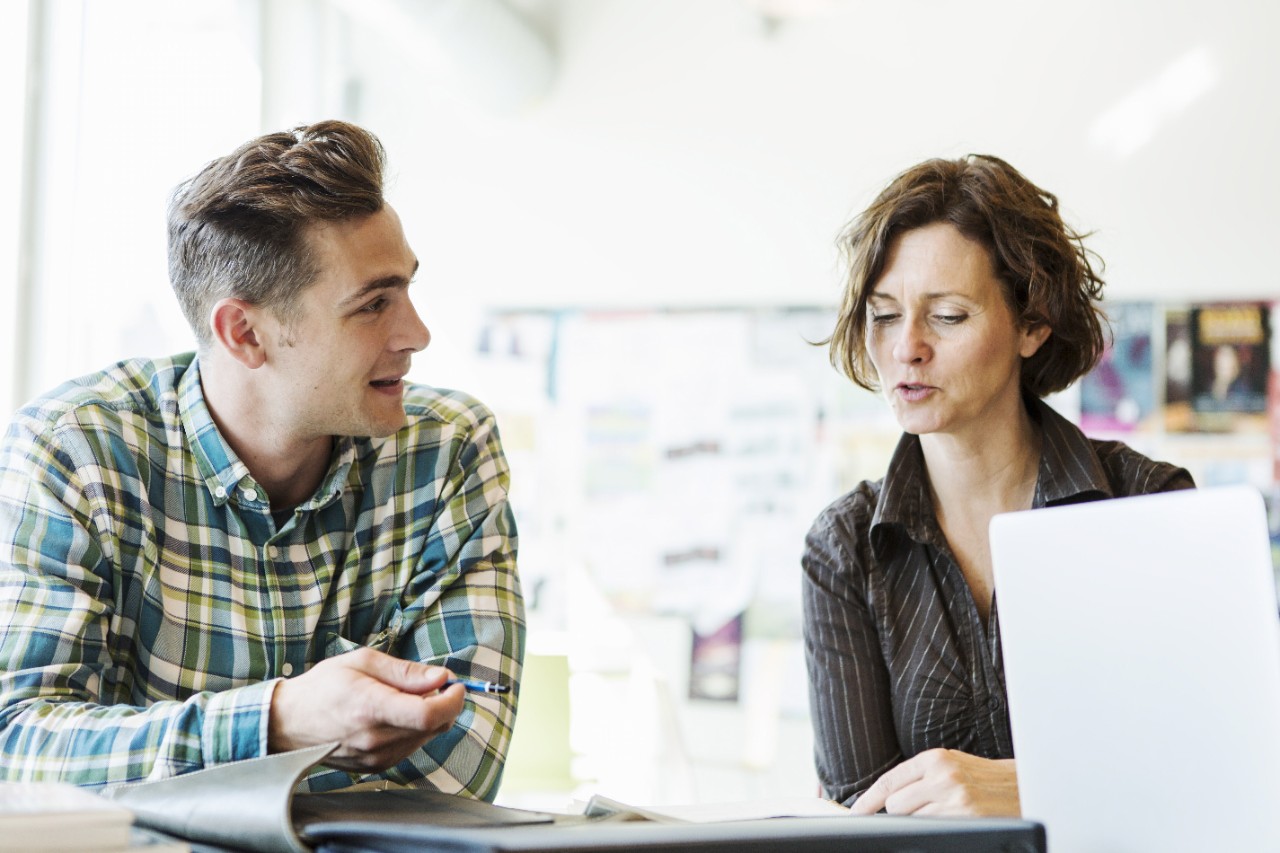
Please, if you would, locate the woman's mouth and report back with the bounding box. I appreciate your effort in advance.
[896,383,935,402]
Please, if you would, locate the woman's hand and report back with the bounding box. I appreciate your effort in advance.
[850,749,1019,817]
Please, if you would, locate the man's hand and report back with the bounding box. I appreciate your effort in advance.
[268,647,466,773]
[850,749,1019,817]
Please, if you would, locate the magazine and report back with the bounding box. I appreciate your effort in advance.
[1081,302,1156,434]
[1190,303,1271,431]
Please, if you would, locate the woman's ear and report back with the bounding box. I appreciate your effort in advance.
[209,298,266,369]
[1020,322,1052,359]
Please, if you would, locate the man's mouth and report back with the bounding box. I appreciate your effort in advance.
[369,377,402,388]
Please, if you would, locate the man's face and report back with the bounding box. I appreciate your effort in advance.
[262,204,429,441]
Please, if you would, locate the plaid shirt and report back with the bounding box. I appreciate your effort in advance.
[0,354,524,797]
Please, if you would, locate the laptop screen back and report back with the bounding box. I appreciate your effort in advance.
[990,485,1280,853]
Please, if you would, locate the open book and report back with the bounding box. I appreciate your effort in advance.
[99,744,552,853]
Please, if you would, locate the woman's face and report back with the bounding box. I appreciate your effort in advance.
[865,222,1049,440]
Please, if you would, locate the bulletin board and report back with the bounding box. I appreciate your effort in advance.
[470,301,1280,707]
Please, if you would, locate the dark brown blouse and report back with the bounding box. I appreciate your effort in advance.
[801,397,1195,805]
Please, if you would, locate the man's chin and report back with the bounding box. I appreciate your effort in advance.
[363,419,405,439]
[345,409,407,440]
[375,410,409,437]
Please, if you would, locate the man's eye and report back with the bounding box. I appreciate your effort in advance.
[362,297,388,313]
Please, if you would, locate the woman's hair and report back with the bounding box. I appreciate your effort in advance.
[826,154,1106,397]
[167,119,387,348]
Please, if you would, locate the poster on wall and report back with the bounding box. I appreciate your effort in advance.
[1080,302,1156,434]
[1190,302,1272,432]
[1164,306,1194,433]
[1270,304,1280,484]
[688,613,744,703]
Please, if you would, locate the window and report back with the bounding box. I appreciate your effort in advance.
[1,1,29,414]
[17,0,261,405]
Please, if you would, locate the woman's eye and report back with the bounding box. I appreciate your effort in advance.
[935,314,967,325]
[869,313,899,325]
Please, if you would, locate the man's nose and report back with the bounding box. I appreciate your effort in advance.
[398,302,431,353]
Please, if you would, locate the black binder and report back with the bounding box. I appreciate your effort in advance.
[308,814,1046,853]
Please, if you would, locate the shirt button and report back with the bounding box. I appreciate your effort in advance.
[266,545,279,560]
[215,486,227,499]
[242,488,258,502]
[281,663,294,676]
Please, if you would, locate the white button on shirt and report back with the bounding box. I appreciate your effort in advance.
[242,488,258,502]
[281,663,293,676]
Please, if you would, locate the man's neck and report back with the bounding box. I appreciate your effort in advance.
[197,351,333,511]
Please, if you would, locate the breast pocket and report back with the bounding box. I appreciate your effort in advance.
[324,606,406,659]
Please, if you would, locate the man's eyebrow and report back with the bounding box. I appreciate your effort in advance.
[337,260,420,310]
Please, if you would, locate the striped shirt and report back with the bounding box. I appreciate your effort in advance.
[0,354,524,796]
[801,397,1193,806]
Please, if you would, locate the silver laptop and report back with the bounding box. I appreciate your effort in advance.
[990,485,1280,853]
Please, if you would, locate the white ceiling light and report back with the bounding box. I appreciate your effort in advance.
[334,0,555,114]
[1090,45,1218,159]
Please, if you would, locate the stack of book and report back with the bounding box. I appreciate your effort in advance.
[0,782,187,852]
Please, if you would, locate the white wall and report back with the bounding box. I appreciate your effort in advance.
[22,0,1278,398]
[296,0,1280,398]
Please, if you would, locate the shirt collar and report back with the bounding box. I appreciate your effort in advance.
[177,355,359,509]
[869,431,938,555]
[869,396,1114,556]
[178,356,251,506]
[1029,395,1114,506]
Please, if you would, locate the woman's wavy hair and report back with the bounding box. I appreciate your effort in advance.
[825,154,1107,397]
[167,120,387,349]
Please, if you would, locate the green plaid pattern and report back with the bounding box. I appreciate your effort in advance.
[0,354,524,797]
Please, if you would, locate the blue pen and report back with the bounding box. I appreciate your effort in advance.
[445,678,510,694]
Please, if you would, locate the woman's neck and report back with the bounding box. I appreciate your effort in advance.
[921,401,1043,516]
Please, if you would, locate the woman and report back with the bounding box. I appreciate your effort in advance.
[802,155,1193,816]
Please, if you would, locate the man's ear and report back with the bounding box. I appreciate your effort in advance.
[209,298,267,369]
[1020,321,1052,359]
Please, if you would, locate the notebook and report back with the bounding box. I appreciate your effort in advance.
[990,484,1280,853]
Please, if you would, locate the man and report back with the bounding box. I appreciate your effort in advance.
[0,120,524,798]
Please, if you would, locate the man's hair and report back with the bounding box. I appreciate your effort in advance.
[826,154,1107,397]
[167,120,387,348]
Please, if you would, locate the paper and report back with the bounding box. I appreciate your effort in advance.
[582,793,849,824]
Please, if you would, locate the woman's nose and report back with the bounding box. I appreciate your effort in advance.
[891,317,931,364]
